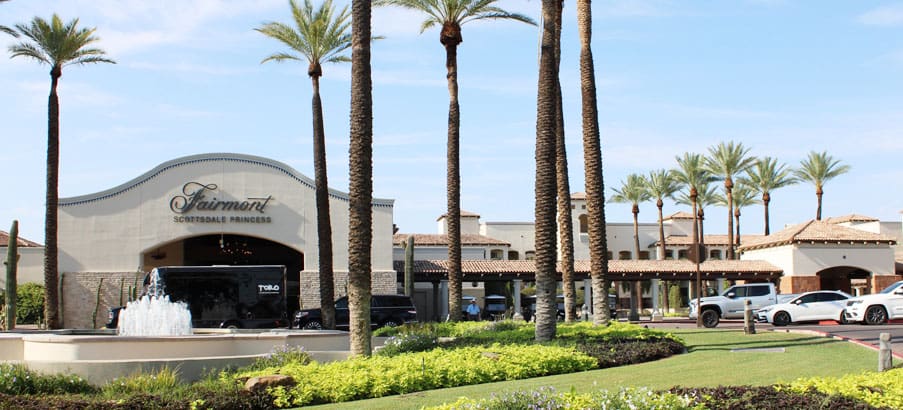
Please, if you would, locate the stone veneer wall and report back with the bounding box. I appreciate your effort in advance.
[61,272,145,329]
[298,270,398,310]
[784,276,820,294]
[873,275,902,293]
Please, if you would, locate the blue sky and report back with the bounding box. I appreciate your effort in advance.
[2,0,902,244]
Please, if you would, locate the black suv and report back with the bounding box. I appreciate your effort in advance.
[293,294,418,330]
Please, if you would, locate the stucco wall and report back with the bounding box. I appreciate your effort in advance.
[0,247,43,287]
[791,244,894,276]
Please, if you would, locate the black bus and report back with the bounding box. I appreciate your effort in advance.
[110,265,289,329]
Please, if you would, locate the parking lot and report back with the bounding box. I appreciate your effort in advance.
[643,318,903,358]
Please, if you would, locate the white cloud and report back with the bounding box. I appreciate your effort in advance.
[857,4,903,26]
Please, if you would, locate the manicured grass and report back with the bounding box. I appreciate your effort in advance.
[308,329,889,410]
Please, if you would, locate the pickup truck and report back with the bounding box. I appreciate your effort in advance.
[688,283,790,328]
[844,280,903,325]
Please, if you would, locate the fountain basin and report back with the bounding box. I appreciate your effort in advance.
[0,329,356,384]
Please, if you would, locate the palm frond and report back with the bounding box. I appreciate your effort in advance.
[256,0,352,76]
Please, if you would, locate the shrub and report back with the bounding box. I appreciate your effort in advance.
[670,386,881,409]
[0,363,95,396]
[782,368,903,409]
[100,367,180,398]
[16,283,45,325]
[576,337,685,368]
[233,344,597,407]
[430,386,700,410]
[376,332,438,356]
[243,344,311,371]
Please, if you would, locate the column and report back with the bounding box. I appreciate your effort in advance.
[512,279,523,320]
[651,278,662,321]
[716,278,726,295]
[583,278,593,319]
[439,280,449,321]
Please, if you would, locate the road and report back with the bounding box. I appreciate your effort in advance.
[642,318,903,358]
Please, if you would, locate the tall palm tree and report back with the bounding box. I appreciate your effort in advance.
[6,14,114,329]
[609,173,651,320]
[643,169,679,260]
[672,152,712,327]
[375,0,534,322]
[347,0,374,356]
[577,0,610,325]
[0,0,15,36]
[715,184,757,248]
[794,151,850,221]
[705,141,755,260]
[741,157,797,235]
[552,0,576,323]
[534,0,559,342]
[643,168,679,313]
[256,0,351,331]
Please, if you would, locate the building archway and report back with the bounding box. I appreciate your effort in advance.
[141,234,305,313]
[817,266,870,295]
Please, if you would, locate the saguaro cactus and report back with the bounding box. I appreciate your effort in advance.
[5,220,19,330]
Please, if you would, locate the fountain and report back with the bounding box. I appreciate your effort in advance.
[117,268,193,336]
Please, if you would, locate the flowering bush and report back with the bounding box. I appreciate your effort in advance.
[0,363,94,395]
[376,332,438,356]
[430,386,701,410]
[244,344,311,371]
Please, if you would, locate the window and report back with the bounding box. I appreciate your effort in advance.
[490,249,504,260]
[618,251,632,260]
[748,285,771,297]
[606,251,613,260]
[578,214,589,233]
[709,249,722,260]
[638,251,650,260]
[798,294,818,304]
[677,250,689,260]
[525,251,536,260]
[508,251,519,260]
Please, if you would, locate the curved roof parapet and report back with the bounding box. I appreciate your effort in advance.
[59,152,394,208]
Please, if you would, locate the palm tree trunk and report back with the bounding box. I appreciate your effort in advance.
[816,187,823,221]
[535,0,559,342]
[657,200,669,313]
[553,0,576,323]
[444,42,463,322]
[631,208,641,321]
[726,179,735,259]
[311,76,336,330]
[44,66,62,329]
[577,0,610,325]
[348,0,373,356]
[691,190,702,328]
[698,208,706,248]
[763,192,771,235]
[734,208,741,247]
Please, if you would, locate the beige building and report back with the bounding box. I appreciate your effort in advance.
[55,153,395,328]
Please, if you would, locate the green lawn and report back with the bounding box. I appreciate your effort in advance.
[308,328,891,410]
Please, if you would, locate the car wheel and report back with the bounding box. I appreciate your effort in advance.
[838,310,850,325]
[701,309,720,328]
[302,320,323,330]
[772,311,791,326]
[864,306,888,325]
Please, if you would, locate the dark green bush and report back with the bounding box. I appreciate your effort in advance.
[0,364,95,396]
[16,283,45,325]
[670,386,883,410]
[576,337,685,368]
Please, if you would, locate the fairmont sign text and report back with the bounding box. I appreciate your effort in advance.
[170,182,273,223]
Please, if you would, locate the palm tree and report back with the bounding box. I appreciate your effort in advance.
[741,157,797,235]
[256,0,351,330]
[551,0,576,323]
[6,14,114,329]
[643,168,679,313]
[0,0,15,36]
[715,183,757,248]
[375,0,535,322]
[609,173,651,321]
[347,0,374,356]
[794,151,850,221]
[672,152,712,327]
[534,0,559,342]
[705,141,755,260]
[577,0,610,325]
[643,169,679,260]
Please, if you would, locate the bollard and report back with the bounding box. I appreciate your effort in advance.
[878,333,892,372]
[744,299,756,335]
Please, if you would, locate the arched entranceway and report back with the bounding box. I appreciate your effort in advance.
[818,266,870,295]
[143,234,304,313]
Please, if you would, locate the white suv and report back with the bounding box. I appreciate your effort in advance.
[844,280,903,325]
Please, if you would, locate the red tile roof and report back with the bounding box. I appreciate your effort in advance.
[394,233,510,246]
[662,234,766,246]
[738,220,897,251]
[664,211,695,220]
[435,210,481,221]
[825,214,879,224]
[0,231,42,247]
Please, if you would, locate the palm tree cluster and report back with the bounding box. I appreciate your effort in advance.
[609,142,851,325]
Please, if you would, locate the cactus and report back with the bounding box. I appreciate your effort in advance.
[91,278,104,329]
[119,277,125,306]
[4,220,19,330]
